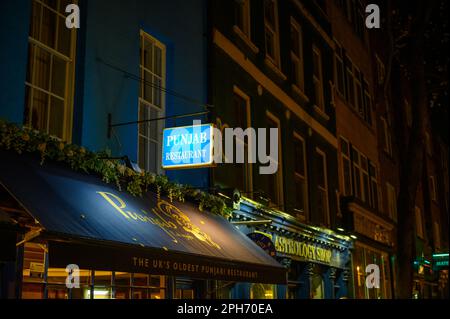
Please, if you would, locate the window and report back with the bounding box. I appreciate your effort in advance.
[340,137,352,196]
[386,183,397,221]
[354,68,363,115]
[360,155,370,203]
[264,0,280,66]
[138,31,166,174]
[369,162,380,211]
[234,0,251,38]
[380,117,393,156]
[266,112,283,209]
[415,206,424,239]
[232,87,253,195]
[352,147,362,199]
[429,176,437,201]
[404,99,412,127]
[24,0,77,141]
[312,46,325,111]
[334,41,345,96]
[375,55,385,86]
[363,81,372,125]
[345,57,355,108]
[315,148,329,226]
[293,132,308,221]
[290,18,304,91]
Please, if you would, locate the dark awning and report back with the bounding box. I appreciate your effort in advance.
[0,151,286,284]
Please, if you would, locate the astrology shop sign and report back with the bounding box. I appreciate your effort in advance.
[162,124,214,169]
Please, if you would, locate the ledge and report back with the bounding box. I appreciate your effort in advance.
[313,105,330,121]
[291,84,310,103]
[264,57,287,81]
[232,25,259,55]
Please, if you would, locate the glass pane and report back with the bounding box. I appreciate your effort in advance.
[153,76,162,107]
[49,97,64,138]
[58,16,72,57]
[290,25,300,56]
[138,104,145,136]
[340,138,349,156]
[294,138,305,176]
[250,283,276,299]
[35,47,51,91]
[47,268,68,284]
[132,288,148,299]
[265,29,274,59]
[315,152,325,187]
[149,141,157,173]
[115,272,131,286]
[234,1,244,30]
[115,287,131,299]
[295,176,306,213]
[30,1,42,40]
[138,136,147,170]
[42,0,58,10]
[94,271,112,286]
[47,285,68,299]
[149,107,159,140]
[143,71,153,103]
[264,0,275,29]
[143,39,153,71]
[41,5,57,49]
[88,287,111,299]
[154,46,162,76]
[133,273,148,287]
[23,85,32,126]
[313,51,320,77]
[31,89,49,132]
[51,56,66,97]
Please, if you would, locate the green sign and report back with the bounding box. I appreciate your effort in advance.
[432,253,449,270]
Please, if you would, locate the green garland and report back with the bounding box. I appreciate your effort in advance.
[0,120,231,218]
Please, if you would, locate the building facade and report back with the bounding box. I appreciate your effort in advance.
[208,0,354,299]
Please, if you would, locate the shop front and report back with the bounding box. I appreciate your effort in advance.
[344,201,396,299]
[0,151,286,299]
[229,198,353,299]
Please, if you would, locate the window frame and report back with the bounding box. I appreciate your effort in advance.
[137,30,166,174]
[315,147,330,226]
[312,45,325,112]
[386,182,397,222]
[264,0,281,67]
[24,0,78,142]
[234,0,251,38]
[293,131,308,221]
[290,17,304,92]
[232,85,253,195]
[333,40,346,97]
[339,136,353,196]
[266,111,284,209]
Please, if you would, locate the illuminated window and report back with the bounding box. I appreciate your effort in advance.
[290,18,304,91]
[24,0,77,141]
[264,0,280,66]
[312,46,325,112]
[250,283,277,299]
[138,31,166,174]
[293,132,308,221]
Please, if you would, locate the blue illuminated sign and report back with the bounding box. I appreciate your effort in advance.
[162,124,214,169]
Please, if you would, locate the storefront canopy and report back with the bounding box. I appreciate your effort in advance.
[0,151,286,284]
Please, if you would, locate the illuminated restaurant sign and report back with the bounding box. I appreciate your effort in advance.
[162,124,214,169]
[274,235,344,268]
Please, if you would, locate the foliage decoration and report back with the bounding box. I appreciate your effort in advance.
[0,120,232,218]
